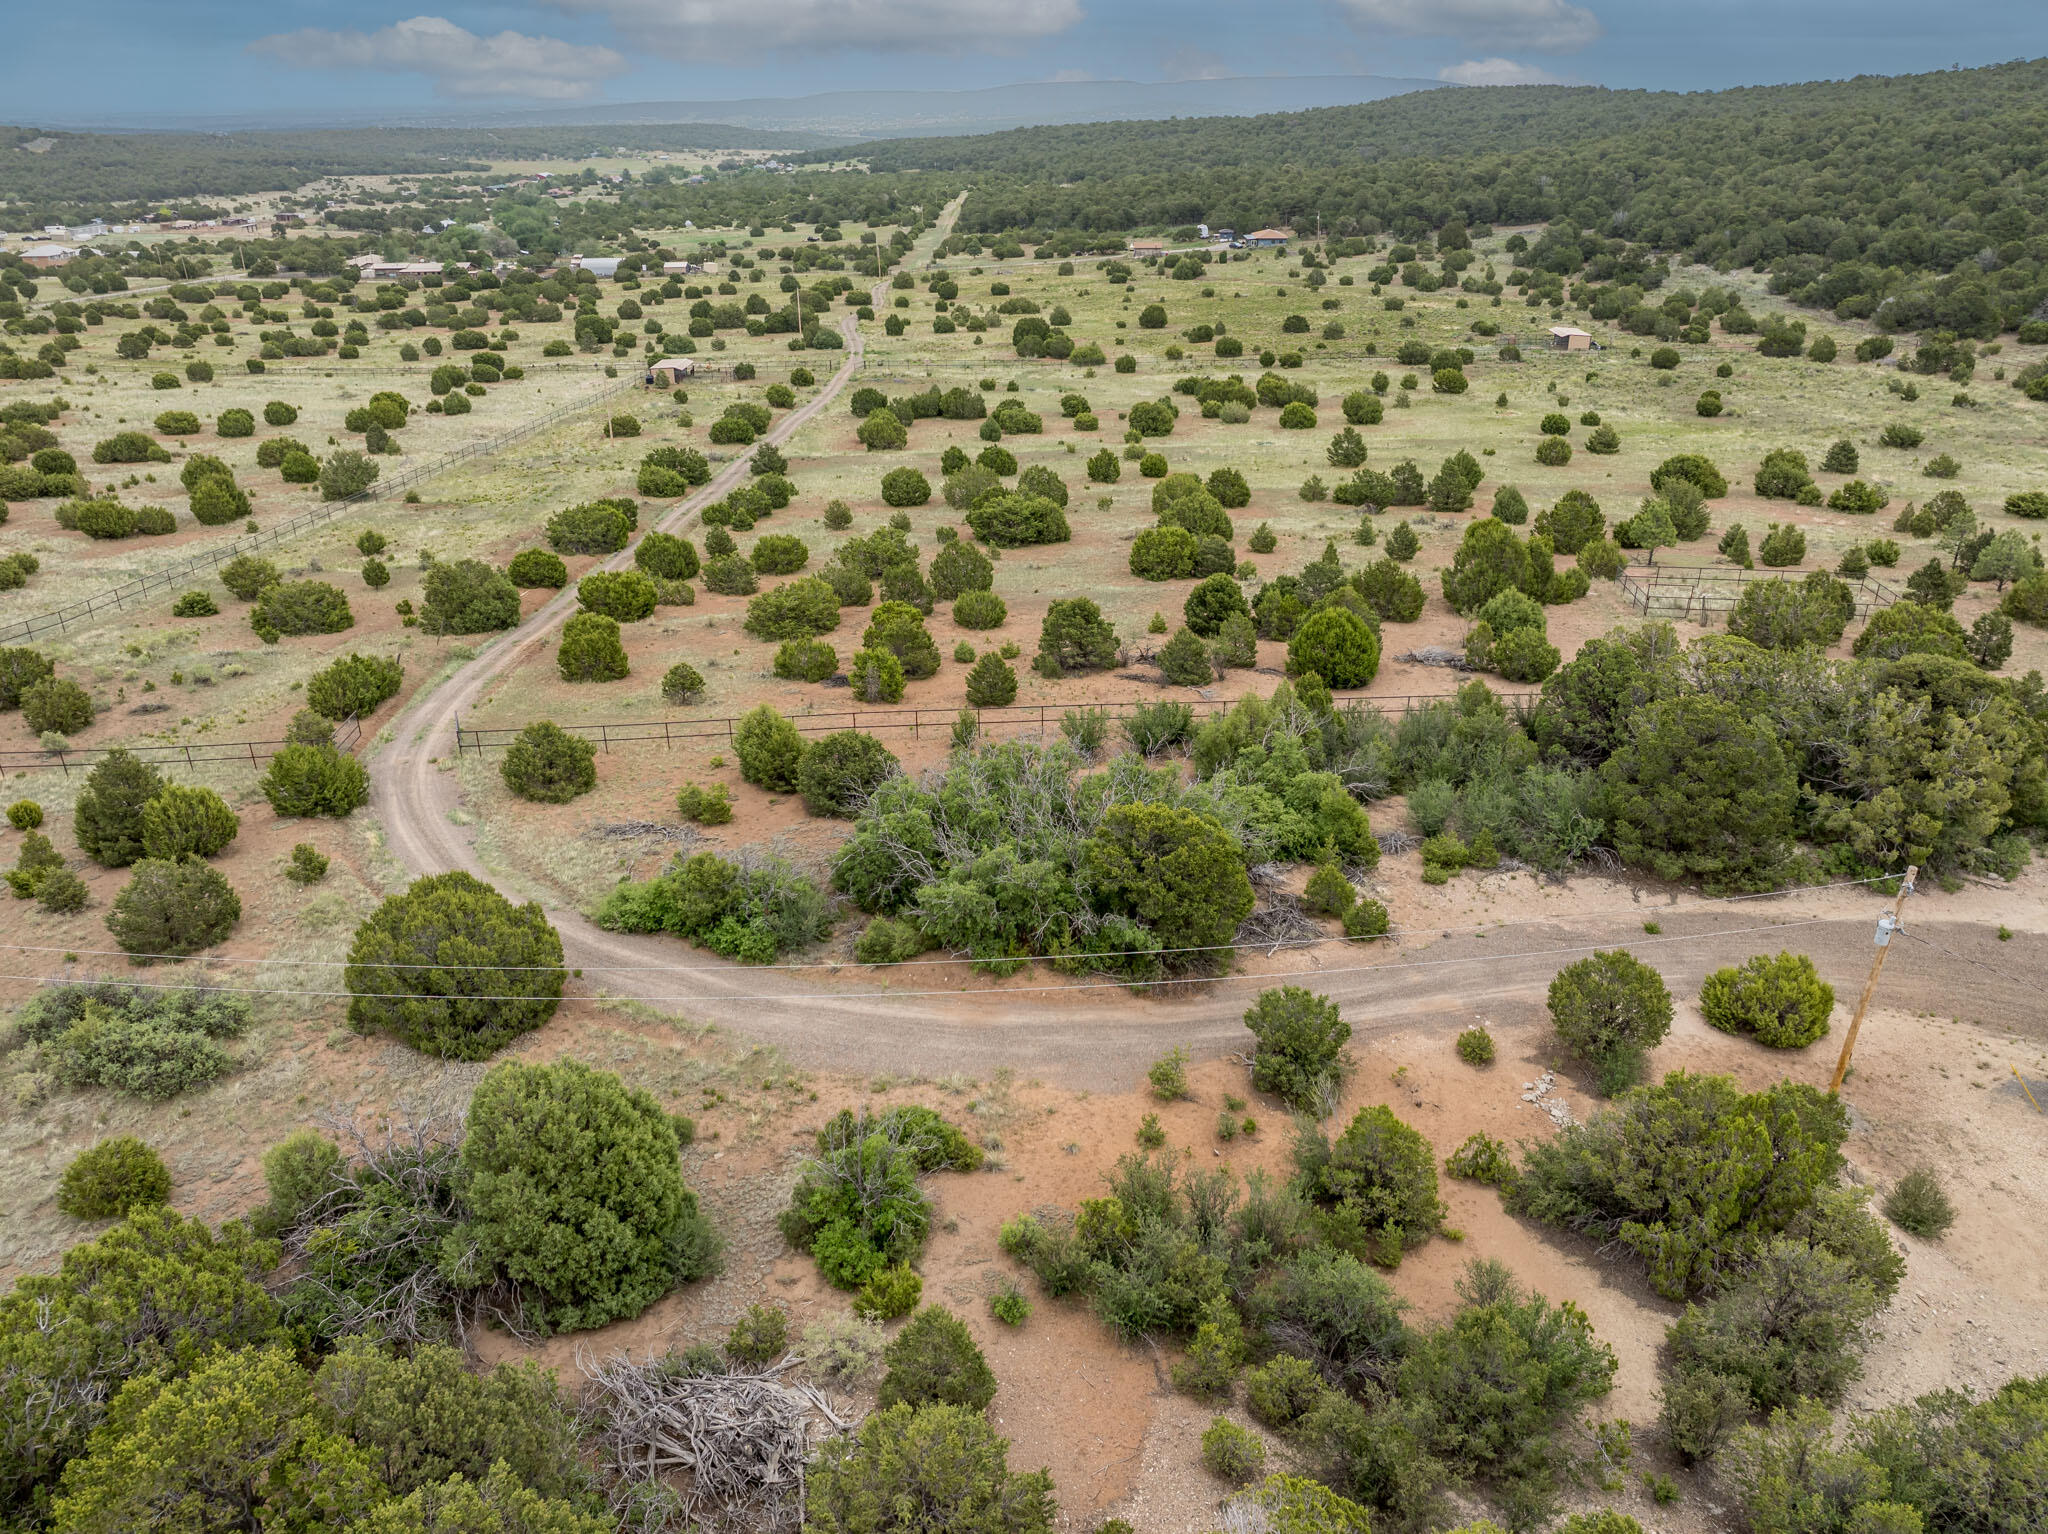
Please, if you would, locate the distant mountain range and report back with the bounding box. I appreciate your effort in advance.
[43,75,1445,141]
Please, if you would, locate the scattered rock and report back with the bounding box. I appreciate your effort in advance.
[1520,1071,1574,1128]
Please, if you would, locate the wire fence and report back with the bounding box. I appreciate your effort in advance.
[1617,565,1901,623]
[453,690,1539,755]
[0,712,362,776]
[0,377,638,646]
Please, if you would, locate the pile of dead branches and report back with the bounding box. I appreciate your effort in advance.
[1396,645,1475,670]
[1237,892,1321,950]
[578,1351,857,1533]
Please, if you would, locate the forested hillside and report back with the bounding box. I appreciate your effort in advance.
[821,60,2048,335]
[0,121,835,216]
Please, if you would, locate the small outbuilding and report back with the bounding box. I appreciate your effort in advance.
[1549,326,1596,352]
[645,358,697,385]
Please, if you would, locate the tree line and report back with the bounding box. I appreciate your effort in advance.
[817,60,2048,336]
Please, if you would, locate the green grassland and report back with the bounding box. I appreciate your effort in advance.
[7,220,2045,847]
[0,226,900,760]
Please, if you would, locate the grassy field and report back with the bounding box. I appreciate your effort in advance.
[392,228,2048,908]
[5,218,2046,916]
[0,226,895,759]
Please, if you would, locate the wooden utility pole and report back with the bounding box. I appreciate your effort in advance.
[1828,866,1916,1094]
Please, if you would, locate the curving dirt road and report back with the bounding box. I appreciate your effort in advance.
[369,204,2043,1085]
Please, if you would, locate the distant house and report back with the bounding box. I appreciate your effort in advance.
[348,256,448,280]
[645,358,696,385]
[1549,325,1596,352]
[1129,238,1168,255]
[21,243,79,268]
[1245,229,1290,248]
[572,256,622,278]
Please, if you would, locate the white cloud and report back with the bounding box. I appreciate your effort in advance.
[1162,47,1230,82]
[1335,0,1601,52]
[1438,57,1566,85]
[250,15,627,100]
[546,0,1085,59]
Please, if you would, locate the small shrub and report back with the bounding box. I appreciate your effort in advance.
[800,1313,888,1386]
[139,784,238,861]
[662,663,706,704]
[1149,1045,1190,1101]
[727,1303,790,1366]
[7,800,44,831]
[1245,987,1349,1111]
[577,570,658,623]
[735,706,807,792]
[676,783,734,826]
[854,916,924,965]
[1455,1027,1496,1066]
[284,844,329,884]
[22,677,94,736]
[1444,1131,1514,1186]
[507,548,568,588]
[1303,863,1355,919]
[107,856,241,957]
[1549,950,1673,1095]
[558,612,630,683]
[501,721,598,803]
[1201,1418,1265,1485]
[261,744,370,818]
[546,500,633,555]
[847,1261,921,1318]
[422,559,521,635]
[286,710,334,746]
[1882,1167,1955,1240]
[990,1285,1032,1326]
[702,554,759,596]
[219,555,280,601]
[876,1305,994,1409]
[797,731,898,818]
[251,580,353,637]
[306,653,403,721]
[57,1136,172,1219]
[1245,1354,1325,1429]
[775,638,839,683]
[36,867,88,913]
[1342,898,1389,940]
[1699,951,1834,1048]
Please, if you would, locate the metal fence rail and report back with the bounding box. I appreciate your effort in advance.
[0,378,638,646]
[453,691,1539,756]
[1617,565,1900,623]
[1,712,362,776]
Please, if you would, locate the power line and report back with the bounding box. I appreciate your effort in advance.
[0,876,1897,976]
[0,915,1833,1008]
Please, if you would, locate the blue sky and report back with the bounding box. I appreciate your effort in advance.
[8,1,2044,123]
